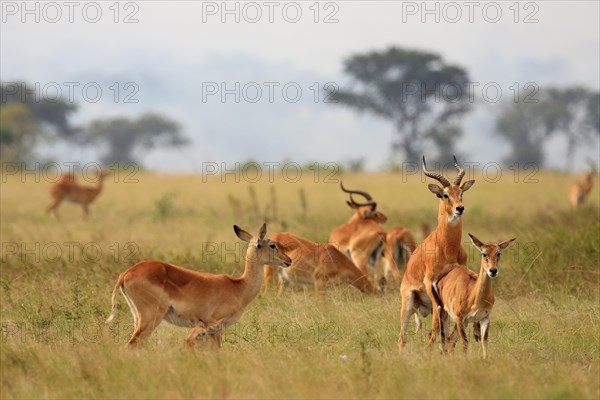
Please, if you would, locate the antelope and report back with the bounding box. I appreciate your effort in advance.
[329,183,387,282]
[262,232,381,297]
[440,234,515,358]
[569,172,594,207]
[406,234,515,358]
[46,170,110,218]
[106,223,292,348]
[398,155,475,351]
[383,227,417,282]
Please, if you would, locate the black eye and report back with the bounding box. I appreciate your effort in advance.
[483,254,488,259]
[497,253,501,259]
[269,244,276,249]
[443,194,449,200]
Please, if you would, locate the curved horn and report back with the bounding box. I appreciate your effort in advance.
[349,194,377,209]
[453,155,465,185]
[340,181,373,201]
[422,156,450,188]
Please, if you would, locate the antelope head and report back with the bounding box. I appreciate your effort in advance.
[469,233,516,278]
[423,155,475,225]
[340,182,388,223]
[234,223,292,268]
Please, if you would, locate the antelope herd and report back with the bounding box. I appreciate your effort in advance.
[44,158,594,356]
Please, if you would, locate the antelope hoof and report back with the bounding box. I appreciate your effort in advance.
[378,277,387,295]
[397,340,405,352]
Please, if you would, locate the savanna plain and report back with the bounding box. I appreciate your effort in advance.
[1,169,599,399]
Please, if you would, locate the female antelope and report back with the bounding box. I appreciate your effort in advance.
[438,234,515,358]
[569,172,594,207]
[106,223,292,348]
[262,232,381,297]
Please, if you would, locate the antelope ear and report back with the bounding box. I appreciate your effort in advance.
[461,180,475,193]
[499,238,516,251]
[258,223,267,242]
[378,212,388,222]
[234,225,252,243]
[428,184,444,198]
[468,233,485,253]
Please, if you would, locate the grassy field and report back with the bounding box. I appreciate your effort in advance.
[1,168,599,399]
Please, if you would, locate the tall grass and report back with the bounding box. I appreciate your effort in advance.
[1,171,598,398]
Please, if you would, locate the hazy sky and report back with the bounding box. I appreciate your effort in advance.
[2,1,599,171]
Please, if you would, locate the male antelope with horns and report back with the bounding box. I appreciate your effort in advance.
[330,183,415,284]
[329,183,388,284]
[398,155,475,351]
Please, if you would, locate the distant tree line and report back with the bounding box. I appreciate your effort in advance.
[2,47,599,171]
[328,47,599,170]
[0,82,188,167]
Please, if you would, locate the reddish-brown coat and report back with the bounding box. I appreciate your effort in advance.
[106,224,292,348]
[263,232,379,296]
[569,172,594,207]
[398,156,475,351]
[46,171,110,218]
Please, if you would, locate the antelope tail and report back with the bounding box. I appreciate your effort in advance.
[105,273,125,323]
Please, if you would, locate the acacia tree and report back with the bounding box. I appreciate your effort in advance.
[82,113,188,166]
[0,103,38,163]
[495,87,566,167]
[326,47,472,163]
[0,82,78,139]
[547,87,599,171]
[0,81,78,163]
[496,86,599,170]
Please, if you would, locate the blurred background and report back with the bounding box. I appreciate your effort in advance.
[1,1,599,172]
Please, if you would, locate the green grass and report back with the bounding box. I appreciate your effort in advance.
[1,171,599,399]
